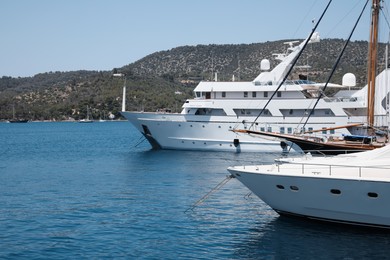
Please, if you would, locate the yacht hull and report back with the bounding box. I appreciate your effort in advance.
[228,165,390,228]
[121,111,303,152]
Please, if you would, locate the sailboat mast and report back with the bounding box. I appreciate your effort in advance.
[367,0,380,127]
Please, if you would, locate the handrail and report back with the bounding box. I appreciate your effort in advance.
[276,161,390,178]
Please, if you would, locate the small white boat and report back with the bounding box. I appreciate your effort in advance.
[228,145,390,228]
[79,106,94,123]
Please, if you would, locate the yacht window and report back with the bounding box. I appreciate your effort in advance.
[290,185,299,191]
[322,128,327,134]
[276,185,285,190]
[264,92,268,98]
[260,127,265,131]
[368,192,378,198]
[244,92,248,98]
[267,127,272,132]
[288,127,292,134]
[252,92,257,98]
[205,92,211,99]
[330,129,335,134]
[222,91,226,98]
[330,189,341,195]
[277,91,282,97]
[196,92,201,98]
[289,109,293,115]
[308,127,313,132]
[233,109,272,117]
[280,127,285,134]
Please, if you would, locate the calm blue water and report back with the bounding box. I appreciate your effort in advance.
[1,122,390,259]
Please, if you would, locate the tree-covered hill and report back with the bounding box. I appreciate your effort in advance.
[0,38,384,121]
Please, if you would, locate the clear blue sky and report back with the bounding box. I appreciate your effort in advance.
[0,0,385,78]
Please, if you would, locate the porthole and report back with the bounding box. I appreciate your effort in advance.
[330,189,341,195]
[192,142,195,144]
[219,144,222,146]
[290,185,299,191]
[190,125,193,127]
[204,142,207,145]
[368,192,378,198]
[218,126,221,128]
[202,125,205,128]
[178,124,181,127]
[276,184,285,190]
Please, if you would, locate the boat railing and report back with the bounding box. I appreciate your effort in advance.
[276,161,390,179]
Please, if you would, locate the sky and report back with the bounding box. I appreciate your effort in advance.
[0,0,387,78]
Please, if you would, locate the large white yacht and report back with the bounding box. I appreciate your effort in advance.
[121,32,374,153]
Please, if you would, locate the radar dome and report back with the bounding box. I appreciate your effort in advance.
[261,59,270,71]
[342,73,356,87]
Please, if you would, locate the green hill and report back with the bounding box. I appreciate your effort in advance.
[0,38,384,121]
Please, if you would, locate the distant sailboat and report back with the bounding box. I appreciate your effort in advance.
[8,104,28,123]
[79,106,94,123]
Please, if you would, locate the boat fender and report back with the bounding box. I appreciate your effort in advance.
[233,138,240,147]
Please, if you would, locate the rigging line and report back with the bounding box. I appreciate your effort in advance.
[292,0,319,38]
[249,0,333,130]
[301,0,370,130]
[184,175,234,213]
[323,0,363,39]
[380,1,390,30]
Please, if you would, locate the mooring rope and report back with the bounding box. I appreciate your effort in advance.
[184,174,235,213]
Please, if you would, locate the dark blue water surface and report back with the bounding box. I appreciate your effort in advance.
[1,122,390,259]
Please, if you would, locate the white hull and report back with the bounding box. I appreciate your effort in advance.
[121,111,362,152]
[228,150,390,228]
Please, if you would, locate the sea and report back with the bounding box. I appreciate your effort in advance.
[1,121,390,259]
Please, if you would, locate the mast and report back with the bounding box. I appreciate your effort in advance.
[367,0,380,128]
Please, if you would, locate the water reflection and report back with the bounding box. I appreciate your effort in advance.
[235,215,390,259]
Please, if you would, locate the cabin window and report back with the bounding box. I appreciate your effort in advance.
[276,185,285,190]
[280,127,285,134]
[244,92,248,98]
[330,189,341,195]
[252,92,257,98]
[290,185,299,191]
[322,128,327,134]
[196,92,201,98]
[287,127,292,134]
[205,92,211,99]
[222,91,226,98]
[260,127,265,131]
[308,127,313,132]
[368,192,378,198]
[289,109,293,115]
[330,129,335,134]
[267,127,272,132]
[264,92,268,98]
[277,91,282,97]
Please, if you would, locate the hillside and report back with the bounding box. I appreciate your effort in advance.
[0,38,385,121]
